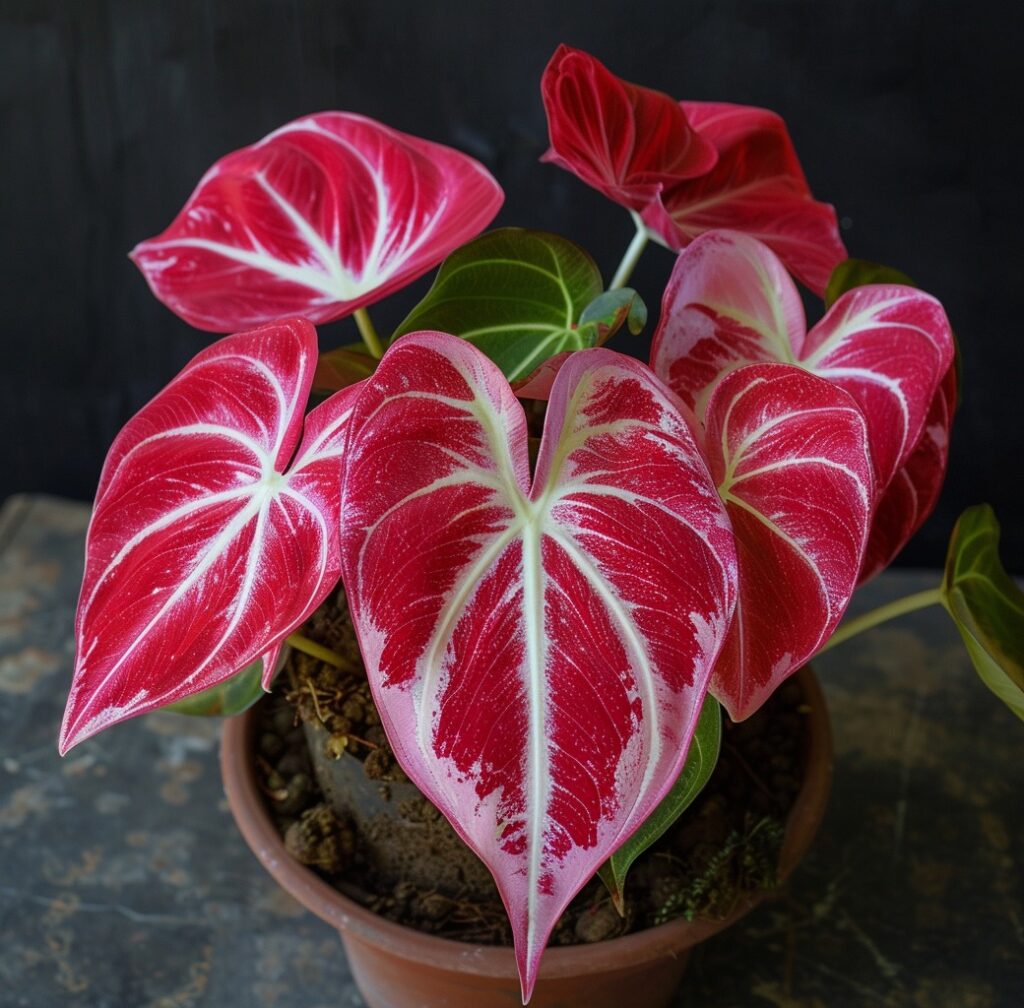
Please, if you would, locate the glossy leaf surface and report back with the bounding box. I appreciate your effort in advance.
[509,289,647,402]
[540,45,717,211]
[942,505,1024,721]
[393,229,605,381]
[704,364,873,720]
[60,320,361,753]
[650,230,955,489]
[821,256,956,579]
[597,694,720,912]
[340,333,737,999]
[860,365,956,581]
[131,113,503,331]
[641,103,846,294]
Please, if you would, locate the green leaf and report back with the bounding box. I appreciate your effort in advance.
[941,505,1024,721]
[824,257,915,309]
[164,658,266,717]
[313,343,377,396]
[392,228,604,381]
[598,695,722,913]
[577,288,647,346]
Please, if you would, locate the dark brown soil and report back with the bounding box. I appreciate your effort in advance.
[256,586,807,947]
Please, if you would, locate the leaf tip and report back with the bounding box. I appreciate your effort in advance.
[57,701,95,757]
[610,888,626,918]
[516,945,541,1006]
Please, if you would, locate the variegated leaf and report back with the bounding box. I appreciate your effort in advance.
[60,320,361,753]
[860,365,956,581]
[650,230,955,488]
[340,332,737,999]
[131,113,503,331]
[703,364,873,720]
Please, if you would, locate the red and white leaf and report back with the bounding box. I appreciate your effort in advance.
[540,45,717,211]
[860,364,956,581]
[702,364,873,720]
[340,333,737,999]
[650,231,955,488]
[60,320,361,754]
[802,283,954,488]
[131,113,503,331]
[649,229,807,420]
[640,102,846,294]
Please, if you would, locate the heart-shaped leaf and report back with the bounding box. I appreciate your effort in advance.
[641,103,846,295]
[131,113,503,331]
[597,694,721,913]
[825,257,915,309]
[392,228,605,381]
[650,230,955,489]
[340,333,737,1000]
[942,505,1024,721]
[703,364,874,720]
[59,320,362,754]
[540,45,717,211]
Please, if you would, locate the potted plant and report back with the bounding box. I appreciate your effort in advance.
[59,45,1023,1007]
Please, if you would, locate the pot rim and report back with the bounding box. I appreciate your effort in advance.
[220,666,832,980]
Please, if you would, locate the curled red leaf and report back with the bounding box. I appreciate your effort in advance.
[540,45,717,211]
[641,102,846,294]
[132,113,503,331]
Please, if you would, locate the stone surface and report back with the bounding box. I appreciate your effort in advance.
[0,494,1021,1007]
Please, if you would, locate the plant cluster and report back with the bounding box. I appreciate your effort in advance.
[58,45,1022,1001]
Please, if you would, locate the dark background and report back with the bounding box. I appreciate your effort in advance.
[2,0,1022,572]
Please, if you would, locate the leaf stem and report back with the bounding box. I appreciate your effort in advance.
[816,587,945,655]
[609,212,649,290]
[285,632,351,670]
[354,307,384,359]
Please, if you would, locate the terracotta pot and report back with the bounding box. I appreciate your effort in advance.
[221,666,832,1008]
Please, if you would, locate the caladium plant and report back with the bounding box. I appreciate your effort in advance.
[60,43,1023,1005]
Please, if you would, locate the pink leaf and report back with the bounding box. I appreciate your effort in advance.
[650,231,955,488]
[131,113,504,331]
[859,364,957,581]
[702,364,873,720]
[540,45,717,211]
[340,333,737,1000]
[60,319,361,753]
[641,102,846,294]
